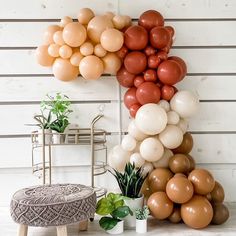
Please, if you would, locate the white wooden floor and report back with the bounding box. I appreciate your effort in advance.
[1,203,236,236]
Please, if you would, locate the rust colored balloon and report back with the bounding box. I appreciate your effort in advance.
[130,103,141,118]
[138,10,164,31]
[166,176,194,204]
[149,168,173,192]
[188,169,215,195]
[150,26,171,49]
[116,66,135,87]
[116,45,129,59]
[148,54,161,68]
[134,75,145,87]
[124,87,138,109]
[161,85,175,101]
[168,207,182,223]
[210,181,225,203]
[165,26,175,37]
[157,51,168,61]
[169,154,191,174]
[181,195,213,229]
[186,154,196,172]
[169,56,187,79]
[124,25,148,50]
[211,203,229,225]
[124,51,147,74]
[144,45,156,56]
[147,192,174,220]
[136,82,161,105]
[172,132,193,154]
[144,69,157,82]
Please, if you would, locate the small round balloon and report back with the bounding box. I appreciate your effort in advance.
[102,52,121,75]
[36,45,55,67]
[121,134,137,152]
[77,8,95,24]
[43,25,61,45]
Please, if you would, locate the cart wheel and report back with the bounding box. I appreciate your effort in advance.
[90,218,94,222]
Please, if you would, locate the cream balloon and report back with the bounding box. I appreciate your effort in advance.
[135,104,168,135]
[59,45,73,59]
[53,31,65,46]
[102,52,121,75]
[80,42,94,56]
[158,100,170,112]
[130,153,145,168]
[112,15,126,29]
[167,111,180,125]
[60,16,73,27]
[79,55,104,80]
[128,120,148,141]
[36,45,55,67]
[77,8,95,24]
[177,119,189,134]
[170,90,199,118]
[48,44,60,57]
[43,25,61,45]
[94,44,107,57]
[142,162,154,176]
[70,52,84,66]
[153,148,173,168]
[121,135,137,152]
[140,137,164,162]
[159,125,183,149]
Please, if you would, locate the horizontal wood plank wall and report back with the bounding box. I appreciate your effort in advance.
[0,0,236,205]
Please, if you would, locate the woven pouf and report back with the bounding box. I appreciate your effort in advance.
[10,184,96,236]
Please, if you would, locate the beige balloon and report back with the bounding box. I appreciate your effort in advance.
[87,15,113,43]
[53,31,65,46]
[102,52,121,75]
[104,11,115,20]
[63,22,87,47]
[80,42,94,56]
[77,8,95,24]
[112,15,126,29]
[52,58,79,81]
[60,16,73,27]
[94,44,107,57]
[153,148,173,168]
[36,45,55,66]
[48,44,60,57]
[79,55,104,80]
[43,25,61,45]
[59,45,73,59]
[70,52,84,66]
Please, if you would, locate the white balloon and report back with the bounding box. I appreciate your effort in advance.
[121,134,136,151]
[128,120,148,141]
[159,125,183,149]
[130,153,145,168]
[135,103,168,135]
[158,100,170,112]
[153,148,173,168]
[170,90,199,118]
[140,137,164,162]
[141,162,154,176]
[177,118,189,134]
[167,110,180,125]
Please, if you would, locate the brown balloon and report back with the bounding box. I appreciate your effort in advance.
[186,154,196,172]
[211,203,229,225]
[210,181,225,203]
[169,154,191,174]
[150,27,171,49]
[168,207,182,223]
[149,168,173,192]
[181,195,213,229]
[188,169,215,195]
[172,132,193,154]
[147,192,174,220]
[141,178,152,201]
[116,66,135,87]
[166,176,194,204]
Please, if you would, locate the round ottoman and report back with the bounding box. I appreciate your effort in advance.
[10,184,96,236]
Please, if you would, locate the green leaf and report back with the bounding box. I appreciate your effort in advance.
[99,217,119,230]
[112,206,131,219]
[96,198,114,215]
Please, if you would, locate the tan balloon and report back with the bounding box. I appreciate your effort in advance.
[172,132,193,154]
[188,169,215,195]
[77,8,95,24]
[94,44,107,57]
[102,52,121,75]
[43,25,61,45]
[80,42,94,56]
[123,15,132,27]
[169,154,191,174]
[181,195,213,229]
[79,55,104,80]
[152,148,173,168]
[112,15,126,29]
[63,22,87,47]
[87,15,113,43]
[141,178,152,200]
[48,44,60,57]
[52,58,79,81]
[59,45,73,59]
[36,45,55,66]
[70,52,84,66]
[211,203,229,225]
[210,181,225,203]
[186,154,196,172]
[104,11,115,20]
[168,207,182,223]
[53,31,65,46]
[60,16,73,27]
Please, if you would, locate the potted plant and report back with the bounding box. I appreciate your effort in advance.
[109,163,148,228]
[135,205,149,233]
[96,192,132,234]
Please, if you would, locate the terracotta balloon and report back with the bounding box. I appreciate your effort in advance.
[94,44,107,57]
[79,55,104,80]
[144,46,156,56]
[165,26,175,37]
[102,52,121,75]
[138,10,164,30]
[80,42,94,56]
[77,8,95,24]
[161,85,175,101]
[59,45,72,59]
[169,56,187,78]
[52,58,79,81]
[124,25,148,50]
[48,44,60,57]
[116,45,128,59]
[172,132,193,154]
[148,54,161,69]
[62,22,87,47]
[43,25,61,45]
[149,168,173,192]
[211,203,229,225]
[70,52,83,66]
[60,16,73,27]
[124,87,138,109]
[166,176,194,204]
[87,15,113,43]
[157,51,168,61]
[147,192,174,220]
[150,27,171,49]
[134,75,145,88]
[144,69,157,82]
[168,207,182,223]
[112,15,126,30]
[116,66,135,87]
[188,169,215,195]
[181,195,213,229]
[53,31,65,46]
[129,104,141,118]
[36,45,55,67]
[124,51,147,74]
[169,154,191,174]
[186,154,196,172]
[210,181,225,203]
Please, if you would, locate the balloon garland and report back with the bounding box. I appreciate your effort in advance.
[36,8,229,229]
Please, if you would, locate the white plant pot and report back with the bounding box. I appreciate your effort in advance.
[106,220,124,235]
[124,195,144,229]
[37,129,52,145]
[52,131,65,144]
[136,219,147,234]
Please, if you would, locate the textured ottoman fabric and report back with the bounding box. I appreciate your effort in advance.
[10,184,96,227]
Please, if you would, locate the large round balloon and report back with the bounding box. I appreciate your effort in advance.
[211,203,229,225]
[172,132,193,154]
[135,103,167,135]
[70,52,84,66]
[150,26,171,49]
[36,45,55,67]
[181,195,213,229]
[210,181,225,203]
[116,66,135,87]
[43,25,61,45]
[168,154,191,174]
[102,52,122,75]
[128,120,148,141]
[152,148,173,168]
[124,87,139,109]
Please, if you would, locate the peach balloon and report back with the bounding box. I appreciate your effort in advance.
[94,44,107,57]
[52,58,79,81]
[79,55,104,80]
[60,16,73,27]
[87,15,113,43]
[53,31,65,46]
[77,8,95,24]
[104,11,115,20]
[80,42,94,56]
[43,25,61,45]
[59,45,73,59]
[63,22,87,47]
[70,52,84,66]
[210,181,225,203]
[36,45,55,66]
[48,44,60,57]
[112,15,126,29]
[102,52,122,75]
[169,154,191,174]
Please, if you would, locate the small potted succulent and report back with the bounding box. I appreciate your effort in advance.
[109,163,148,228]
[135,205,149,233]
[96,193,132,234]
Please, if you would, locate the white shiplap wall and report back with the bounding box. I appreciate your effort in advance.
[0,0,236,206]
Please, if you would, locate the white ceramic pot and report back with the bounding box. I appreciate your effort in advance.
[37,129,52,144]
[106,220,124,235]
[136,219,147,234]
[52,131,65,144]
[124,195,144,228]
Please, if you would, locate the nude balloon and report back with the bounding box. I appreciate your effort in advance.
[102,52,122,75]
[48,44,60,57]
[94,44,107,57]
[43,25,61,45]
[130,153,145,168]
[36,45,55,67]
[121,134,137,152]
[70,52,83,66]
[80,42,94,56]
[60,16,73,27]
[77,8,95,24]
[53,31,65,46]
[59,45,72,59]
[153,148,173,168]
[128,120,148,141]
